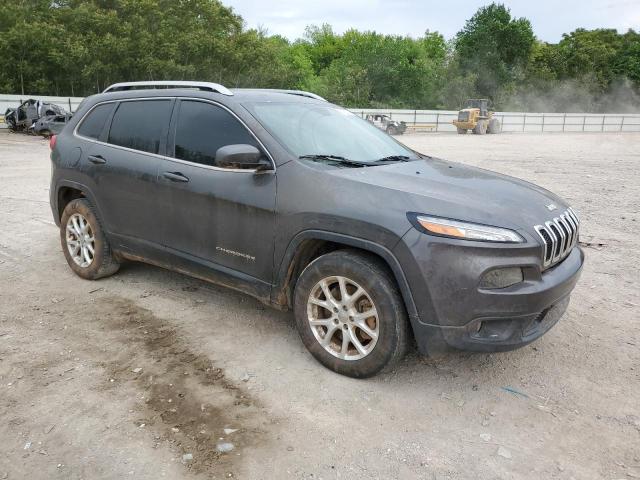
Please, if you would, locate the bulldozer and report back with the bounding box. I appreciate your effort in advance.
[452,99,501,135]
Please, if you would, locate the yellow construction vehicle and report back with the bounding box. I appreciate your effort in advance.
[453,99,501,135]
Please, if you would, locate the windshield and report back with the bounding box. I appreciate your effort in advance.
[244,102,417,163]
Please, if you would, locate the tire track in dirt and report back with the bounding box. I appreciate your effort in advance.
[93,296,273,476]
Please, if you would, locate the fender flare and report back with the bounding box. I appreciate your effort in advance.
[53,180,103,225]
[272,230,419,320]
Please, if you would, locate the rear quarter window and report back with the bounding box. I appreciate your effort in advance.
[77,103,115,139]
[108,100,173,155]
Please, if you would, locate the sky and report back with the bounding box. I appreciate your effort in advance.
[223,0,640,42]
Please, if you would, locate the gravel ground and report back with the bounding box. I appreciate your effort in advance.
[0,130,638,480]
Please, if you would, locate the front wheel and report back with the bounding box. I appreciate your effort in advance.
[487,118,501,134]
[293,250,409,378]
[473,120,487,135]
[457,127,468,134]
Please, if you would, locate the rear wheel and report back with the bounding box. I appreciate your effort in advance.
[60,198,120,280]
[293,250,409,378]
[386,125,398,135]
[457,127,468,134]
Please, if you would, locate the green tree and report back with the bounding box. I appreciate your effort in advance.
[454,3,535,100]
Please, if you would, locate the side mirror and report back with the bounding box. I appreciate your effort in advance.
[215,144,271,171]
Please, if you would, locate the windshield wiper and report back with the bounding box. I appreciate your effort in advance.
[374,155,411,163]
[299,154,370,167]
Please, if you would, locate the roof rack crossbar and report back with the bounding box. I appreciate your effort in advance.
[103,81,233,96]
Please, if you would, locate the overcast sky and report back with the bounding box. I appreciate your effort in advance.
[224,0,640,42]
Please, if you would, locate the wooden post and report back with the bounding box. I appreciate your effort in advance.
[582,115,586,132]
[541,113,545,133]
[435,113,440,132]
[68,98,72,113]
[620,116,625,132]
[562,113,566,132]
[414,109,417,127]
[601,114,606,132]
[522,113,527,132]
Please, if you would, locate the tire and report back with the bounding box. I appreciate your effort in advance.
[473,120,487,135]
[386,125,398,135]
[457,127,468,134]
[39,129,51,138]
[293,250,409,378]
[59,198,120,280]
[487,118,501,134]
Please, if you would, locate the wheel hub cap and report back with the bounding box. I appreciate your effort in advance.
[306,275,379,361]
[65,213,95,268]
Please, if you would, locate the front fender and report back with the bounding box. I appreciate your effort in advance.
[271,229,420,322]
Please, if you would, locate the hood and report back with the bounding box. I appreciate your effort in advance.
[328,157,568,233]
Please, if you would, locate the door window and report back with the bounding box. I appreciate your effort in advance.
[108,100,172,154]
[173,101,260,167]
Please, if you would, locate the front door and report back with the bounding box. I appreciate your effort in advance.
[155,99,277,285]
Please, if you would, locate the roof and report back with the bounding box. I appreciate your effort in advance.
[100,81,326,103]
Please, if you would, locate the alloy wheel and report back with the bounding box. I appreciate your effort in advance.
[306,275,379,360]
[66,213,95,268]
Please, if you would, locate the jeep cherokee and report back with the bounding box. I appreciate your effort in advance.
[49,81,584,378]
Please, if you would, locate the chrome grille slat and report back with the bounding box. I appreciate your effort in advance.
[556,216,571,252]
[563,214,577,247]
[535,208,580,269]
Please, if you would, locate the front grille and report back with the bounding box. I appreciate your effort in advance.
[534,207,580,269]
[458,111,469,122]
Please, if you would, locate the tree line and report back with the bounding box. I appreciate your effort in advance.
[1,1,638,112]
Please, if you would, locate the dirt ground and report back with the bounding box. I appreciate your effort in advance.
[0,130,638,480]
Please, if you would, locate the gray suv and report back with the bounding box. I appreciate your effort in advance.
[49,81,584,378]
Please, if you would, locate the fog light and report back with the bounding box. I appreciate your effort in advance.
[479,267,523,289]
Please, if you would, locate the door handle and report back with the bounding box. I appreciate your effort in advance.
[162,171,189,183]
[88,155,106,165]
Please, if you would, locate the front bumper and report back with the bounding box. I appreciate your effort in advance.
[394,229,584,355]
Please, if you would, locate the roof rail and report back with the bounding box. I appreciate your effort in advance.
[103,81,234,96]
[233,88,327,101]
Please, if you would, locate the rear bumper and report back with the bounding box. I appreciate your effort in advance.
[394,229,584,355]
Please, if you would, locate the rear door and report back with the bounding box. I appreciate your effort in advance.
[155,99,277,283]
[78,99,174,248]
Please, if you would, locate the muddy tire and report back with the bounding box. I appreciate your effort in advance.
[293,250,409,378]
[457,127,468,134]
[386,125,398,135]
[473,120,487,135]
[59,198,120,280]
[487,118,501,134]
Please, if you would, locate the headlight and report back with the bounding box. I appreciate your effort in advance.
[412,215,525,243]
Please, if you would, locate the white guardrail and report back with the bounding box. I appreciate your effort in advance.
[350,108,640,133]
[2,94,639,132]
